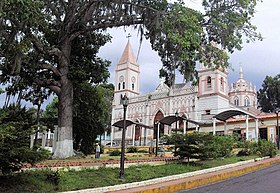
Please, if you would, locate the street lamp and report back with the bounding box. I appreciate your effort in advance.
[175,111,178,134]
[276,109,279,150]
[120,94,129,178]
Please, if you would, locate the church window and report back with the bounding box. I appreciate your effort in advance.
[220,77,224,91]
[123,82,125,89]
[244,97,250,106]
[132,83,135,90]
[207,76,212,88]
[205,110,211,115]
[118,83,121,90]
[234,97,239,106]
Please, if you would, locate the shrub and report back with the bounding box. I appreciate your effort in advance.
[127,146,138,153]
[0,105,50,174]
[46,168,64,186]
[137,149,148,153]
[108,150,121,156]
[205,136,234,158]
[256,139,277,158]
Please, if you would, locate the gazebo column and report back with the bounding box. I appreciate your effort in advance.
[132,125,135,146]
[255,119,259,142]
[196,125,199,132]
[156,122,160,156]
[183,120,187,134]
[110,127,114,147]
[246,115,249,140]
[213,118,216,135]
[144,127,147,146]
[224,122,227,135]
[139,127,142,146]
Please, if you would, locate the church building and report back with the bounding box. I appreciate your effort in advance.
[110,40,261,146]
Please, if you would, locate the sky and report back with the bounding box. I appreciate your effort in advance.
[98,0,280,95]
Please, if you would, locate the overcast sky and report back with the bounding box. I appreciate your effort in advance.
[98,0,280,95]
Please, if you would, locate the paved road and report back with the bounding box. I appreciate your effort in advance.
[178,164,280,193]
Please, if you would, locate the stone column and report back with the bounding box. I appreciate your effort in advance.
[213,118,216,135]
[183,120,187,134]
[224,122,227,135]
[41,130,47,148]
[255,118,259,142]
[132,125,135,146]
[52,125,58,153]
[30,134,35,149]
[110,127,114,147]
[246,115,249,140]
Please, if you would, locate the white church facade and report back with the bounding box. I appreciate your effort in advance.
[110,41,271,146]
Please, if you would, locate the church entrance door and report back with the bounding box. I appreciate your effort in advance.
[154,111,164,139]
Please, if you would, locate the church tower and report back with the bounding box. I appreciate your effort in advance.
[229,65,257,108]
[113,39,140,106]
[197,64,229,120]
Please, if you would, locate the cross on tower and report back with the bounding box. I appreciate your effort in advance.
[126,33,131,40]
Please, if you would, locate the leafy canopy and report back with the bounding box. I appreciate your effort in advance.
[257,74,280,112]
[0,0,262,99]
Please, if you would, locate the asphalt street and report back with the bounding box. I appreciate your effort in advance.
[178,164,280,193]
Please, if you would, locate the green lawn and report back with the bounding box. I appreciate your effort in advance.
[0,155,258,193]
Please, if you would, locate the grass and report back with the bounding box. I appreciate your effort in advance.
[0,155,258,193]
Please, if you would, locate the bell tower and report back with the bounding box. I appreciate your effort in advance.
[197,64,229,117]
[113,39,140,106]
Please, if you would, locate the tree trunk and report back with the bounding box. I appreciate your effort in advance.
[52,79,74,158]
[52,40,74,158]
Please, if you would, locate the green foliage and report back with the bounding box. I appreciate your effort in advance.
[46,169,64,186]
[147,0,262,85]
[257,74,280,112]
[0,105,50,174]
[205,136,234,158]
[73,83,114,155]
[166,133,235,162]
[167,133,212,161]
[236,139,277,158]
[43,97,58,119]
[127,146,138,153]
[108,150,121,156]
[255,140,277,158]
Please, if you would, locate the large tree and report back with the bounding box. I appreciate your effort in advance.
[258,75,280,113]
[73,82,114,155]
[0,0,262,158]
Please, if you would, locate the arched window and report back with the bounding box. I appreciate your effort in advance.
[220,77,224,90]
[234,97,239,106]
[207,76,212,88]
[123,82,125,89]
[132,83,134,90]
[244,97,250,106]
[118,83,121,90]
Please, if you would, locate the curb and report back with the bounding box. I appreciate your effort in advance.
[64,156,280,193]
[139,157,280,193]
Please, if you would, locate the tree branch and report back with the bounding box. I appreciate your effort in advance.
[39,63,62,77]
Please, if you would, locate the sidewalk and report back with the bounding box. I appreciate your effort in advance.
[65,156,280,193]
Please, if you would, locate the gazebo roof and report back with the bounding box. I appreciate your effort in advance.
[159,115,201,126]
[112,120,152,129]
[213,109,256,122]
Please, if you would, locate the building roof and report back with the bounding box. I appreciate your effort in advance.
[118,40,137,65]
